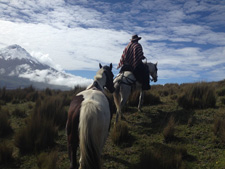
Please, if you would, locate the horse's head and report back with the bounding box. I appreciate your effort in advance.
[147,62,158,82]
[99,63,115,93]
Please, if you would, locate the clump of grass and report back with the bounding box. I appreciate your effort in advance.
[187,116,196,127]
[0,108,13,137]
[0,142,13,165]
[128,91,161,107]
[135,144,186,169]
[14,114,58,154]
[217,87,225,96]
[143,91,161,106]
[177,82,216,109]
[111,121,129,146]
[163,116,175,143]
[220,96,225,105]
[37,151,58,169]
[26,91,39,102]
[34,96,67,128]
[12,108,26,118]
[127,91,141,106]
[14,95,68,154]
[214,115,225,144]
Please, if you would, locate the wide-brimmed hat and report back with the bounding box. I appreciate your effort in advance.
[131,34,141,42]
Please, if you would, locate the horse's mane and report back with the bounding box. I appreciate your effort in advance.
[94,68,104,81]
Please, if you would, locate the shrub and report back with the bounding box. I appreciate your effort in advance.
[14,114,58,154]
[0,142,13,164]
[0,108,13,137]
[111,121,129,146]
[135,144,186,169]
[177,82,216,109]
[37,151,58,169]
[163,116,175,143]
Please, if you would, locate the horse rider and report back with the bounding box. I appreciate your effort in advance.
[117,34,151,90]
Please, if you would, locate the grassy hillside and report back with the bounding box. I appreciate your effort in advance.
[0,80,225,169]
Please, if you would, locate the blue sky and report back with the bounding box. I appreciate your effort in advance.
[0,0,225,86]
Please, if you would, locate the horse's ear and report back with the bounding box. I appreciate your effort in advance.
[99,63,102,68]
[110,63,112,70]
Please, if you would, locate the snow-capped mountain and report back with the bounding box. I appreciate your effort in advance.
[0,45,92,89]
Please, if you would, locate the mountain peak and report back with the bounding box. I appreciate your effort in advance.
[7,44,23,50]
[0,44,36,61]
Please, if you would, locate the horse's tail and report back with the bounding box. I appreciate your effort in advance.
[79,100,101,169]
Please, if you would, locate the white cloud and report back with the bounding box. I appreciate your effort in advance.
[0,0,225,85]
[0,68,5,74]
[19,69,93,87]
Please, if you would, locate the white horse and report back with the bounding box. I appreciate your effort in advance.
[113,62,158,123]
[66,63,115,169]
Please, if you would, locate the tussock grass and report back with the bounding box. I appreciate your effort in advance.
[217,87,225,96]
[0,142,13,164]
[111,121,130,146]
[0,108,13,137]
[163,116,175,143]
[12,108,26,118]
[14,94,67,154]
[135,143,186,169]
[220,96,225,105]
[0,85,38,103]
[214,113,225,144]
[37,151,58,169]
[177,82,216,109]
[34,96,67,128]
[14,115,58,154]
[128,90,161,107]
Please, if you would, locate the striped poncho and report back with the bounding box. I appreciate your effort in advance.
[117,42,145,70]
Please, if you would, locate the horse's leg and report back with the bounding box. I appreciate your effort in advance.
[113,91,122,124]
[67,133,79,169]
[119,86,131,120]
[138,90,144,112]
[67,119,79,169]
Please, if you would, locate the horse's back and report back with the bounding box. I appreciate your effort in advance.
[114,71,135,85]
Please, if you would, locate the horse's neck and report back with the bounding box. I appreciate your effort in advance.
[86,80,101,90]
[146,62,154,73]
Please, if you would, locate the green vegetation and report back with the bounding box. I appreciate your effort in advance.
[177,82,216,109]
[0,142,13,165]
[0,81,225,169]
[111,121,130,146]
[0,108,13,137]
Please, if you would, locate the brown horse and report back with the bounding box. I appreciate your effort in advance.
[66,63,115,169]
